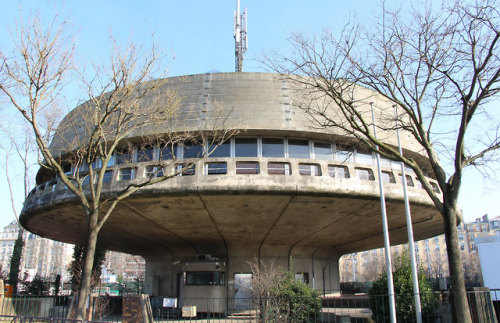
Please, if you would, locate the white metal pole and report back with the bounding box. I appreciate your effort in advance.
[352,254,356,281]
[394,105,422,323]
[371,102,397,323]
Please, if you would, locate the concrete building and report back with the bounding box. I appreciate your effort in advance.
[0,222,27,276]
[340,214,500,285]
[340,235,449,283]
[0,221,73,282]
[20,73,445,303]
[103,252,145,283]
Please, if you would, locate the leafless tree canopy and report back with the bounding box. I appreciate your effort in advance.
[266,1,498,321]
[0,13,234,320]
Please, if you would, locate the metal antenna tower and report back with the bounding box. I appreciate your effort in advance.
[234,0,247,72]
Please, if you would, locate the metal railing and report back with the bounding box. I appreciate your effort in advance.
[0,296,70,319]
[1,289,498,322]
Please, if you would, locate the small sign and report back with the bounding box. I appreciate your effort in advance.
[182,306,197,317]
[162,298,178,308]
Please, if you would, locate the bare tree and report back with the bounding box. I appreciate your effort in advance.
[0,14,234,320]
[0,121,37,293]
[267,1,499,321]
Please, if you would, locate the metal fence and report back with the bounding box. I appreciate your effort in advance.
[150,290,498,322]
[0,289,498,322]
[0,296,71,320]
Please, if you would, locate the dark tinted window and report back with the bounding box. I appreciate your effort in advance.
[137,145,155,162]
[288,139,310,158]
[183,142,203,158]
[235,138,258,157]
[208,141,231,157]
[262,138,284,157]
[185,272,225,285]
[314,142,332,160]
[159,144,177,160]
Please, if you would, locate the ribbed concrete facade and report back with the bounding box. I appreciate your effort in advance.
[21,72,443,301]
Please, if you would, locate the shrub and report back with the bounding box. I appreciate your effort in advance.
[250,260,322,322]
[369,251,436,322]
[268,271,322,322]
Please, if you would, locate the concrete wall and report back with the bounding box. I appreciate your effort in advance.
[49,73,425,159]
[144,255,340,298]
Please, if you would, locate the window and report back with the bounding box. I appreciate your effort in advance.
[235,138,258,157]
[119,168,135,181]
[381,171,396,183]
[79,162,89,173]
[62,163,72,175]
[328,165,350,178]
[46,182,57,193]
[416,180,423,189]
[380,157,392,168]
[205,162,227,175]
[391,161,402,171]
[159,144,177,160]
[145,166,164,178]
[208,141,231,157]
[294,273,310,284]
[262,138,284,157]
[431,182,440,193]
[236,162,260,174]
[176,163,195,176]
[102,170,114,183]
[299,163,321,176]
[268,162,291,175]
[356,168,375,181]
[115,148,132,165]
[183,142,203,159]
[356,151,374,165]
[404,165,415,174]
[288,139,310,159]
[92,158,102,169]
[185,271,225,285]
[314,142,332,160]
[137,145,155,162]
[335,147,354,163]
[399,174,414,187]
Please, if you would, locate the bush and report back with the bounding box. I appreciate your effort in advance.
[27,275,49,296]
[267,271,322,322]
[369,251,436,322]
[250,261,321,323]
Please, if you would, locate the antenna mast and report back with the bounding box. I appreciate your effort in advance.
[234,0,247,72]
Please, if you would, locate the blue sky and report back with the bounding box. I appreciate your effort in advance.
[0,0,499,229]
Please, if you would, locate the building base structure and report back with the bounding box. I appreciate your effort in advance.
[144,255,340,299]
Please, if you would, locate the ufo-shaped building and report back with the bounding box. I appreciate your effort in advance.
[20,72,443,309]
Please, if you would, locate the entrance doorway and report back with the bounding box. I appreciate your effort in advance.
[233,273,252,311]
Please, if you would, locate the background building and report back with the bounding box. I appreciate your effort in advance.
[0,221,73,283]
[1,221,145,292]
[340,214,500,286]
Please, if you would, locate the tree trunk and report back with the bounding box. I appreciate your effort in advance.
[443,203,472,323]
[75,223,99,321]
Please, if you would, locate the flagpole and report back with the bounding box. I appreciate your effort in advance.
[394,105,422,323]
[371,102,397,323]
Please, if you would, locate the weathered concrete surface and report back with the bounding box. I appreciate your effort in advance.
[20,72,445,298]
